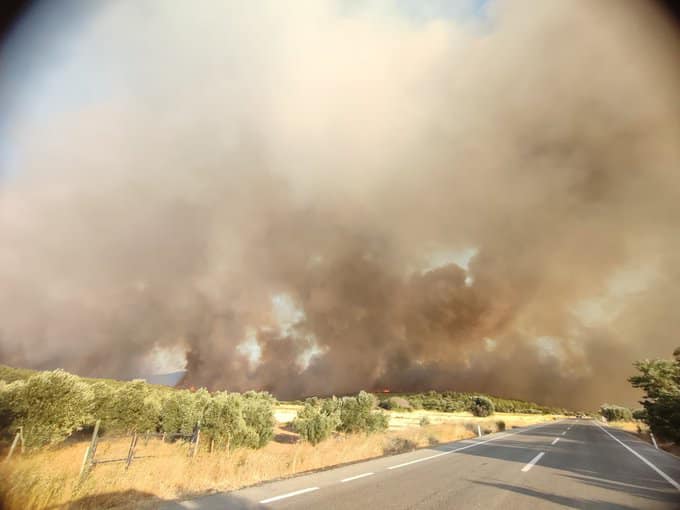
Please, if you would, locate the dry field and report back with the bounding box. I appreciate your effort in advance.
[0,412,561,510]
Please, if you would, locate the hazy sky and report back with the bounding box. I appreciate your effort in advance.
[1,1,679,409]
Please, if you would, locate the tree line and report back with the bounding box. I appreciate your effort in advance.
[375,391,562,415]
[0,368,275,449]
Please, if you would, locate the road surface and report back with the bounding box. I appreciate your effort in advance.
[164,420,680,509]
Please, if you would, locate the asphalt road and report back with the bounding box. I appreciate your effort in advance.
[165,420,680,509]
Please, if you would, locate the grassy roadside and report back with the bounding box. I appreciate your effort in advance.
[605,420,680,457]
[0,412,561,509]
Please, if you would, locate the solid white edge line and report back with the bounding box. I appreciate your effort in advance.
[521,452,545,472]
[387,420,562,470]
[593,421,680,492]
[551,437,560,445]
[259,487,320,504]
[340,472,374,483]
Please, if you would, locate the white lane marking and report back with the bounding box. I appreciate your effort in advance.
[259,487,320,504]
[593,422,680,492]
[521,452,545,472]
[551,437,560,445]
[387,420,561,470]
[561,431,566,436]
[340,472,374,483]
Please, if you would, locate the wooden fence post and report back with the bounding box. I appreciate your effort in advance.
[79,420,100,479]
[4,428,22,463]
[125,432,138,470]
[192,428,201,458]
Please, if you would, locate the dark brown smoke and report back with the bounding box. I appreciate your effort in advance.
[1,1,679,409]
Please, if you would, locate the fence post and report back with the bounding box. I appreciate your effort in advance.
[477,424,482,438]
[4,428,22,463]
[79,420,100,479]
[125,432,138,470]
[650,432,658,449]
[192,428,201,458]
[19,426,24,454]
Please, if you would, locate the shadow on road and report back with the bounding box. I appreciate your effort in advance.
[439,423,680,508]
[469,480,640,510]
[42,489,267,510]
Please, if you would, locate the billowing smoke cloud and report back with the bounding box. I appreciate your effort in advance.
[1,1,679,409]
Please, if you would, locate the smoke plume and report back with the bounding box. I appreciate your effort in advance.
[1,1,679,408]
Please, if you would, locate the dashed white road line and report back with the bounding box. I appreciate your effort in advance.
[593,422,680,492]
[551,437,560,445]
[387,420,562,470]
[521,452,545,472]
[561,431,566,436]
[260,487,320,504]
[341,472,374,483]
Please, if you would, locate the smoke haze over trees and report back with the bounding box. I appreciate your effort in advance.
[0,1,679,408]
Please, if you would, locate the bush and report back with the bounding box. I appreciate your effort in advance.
[419,416,431,427]
[379,396,412,411]
[292,401,340,445]
[108,380,162,433]
[470,396,495,417]
[496,420,506,432]
[202,392,256,450]
[632,408,647,421]
[0,380,21,435]
[242,391,276,448]
[599,404,633,422]
[160,388,210,436]
[90,382,115,427]
[338,391,389,434]
[7,370,94,447]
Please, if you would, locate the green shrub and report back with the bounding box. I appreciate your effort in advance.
[379,396,412,411]
[90,381,115,428]
[292,401,340,445]
[242,391,276,448]
[202,392,256,450]
[0,380,21,435]
[160,388,210,436]
[7,370,94,447]
[407,396,423,410]
[599,404,633,422]
[632,408,647,421]
[338,391,389,433]
[470,396,495,417]
[108,380,162,433]
[496,420,506,432]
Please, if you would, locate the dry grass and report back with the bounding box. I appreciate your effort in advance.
[605,420,647,435]
[0,413,561,510]
[604,420,680,457]
[387,410,561,431]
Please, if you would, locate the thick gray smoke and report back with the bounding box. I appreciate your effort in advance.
[1,1,679,409]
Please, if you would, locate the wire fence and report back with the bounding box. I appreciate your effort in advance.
[79,420,200,480]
